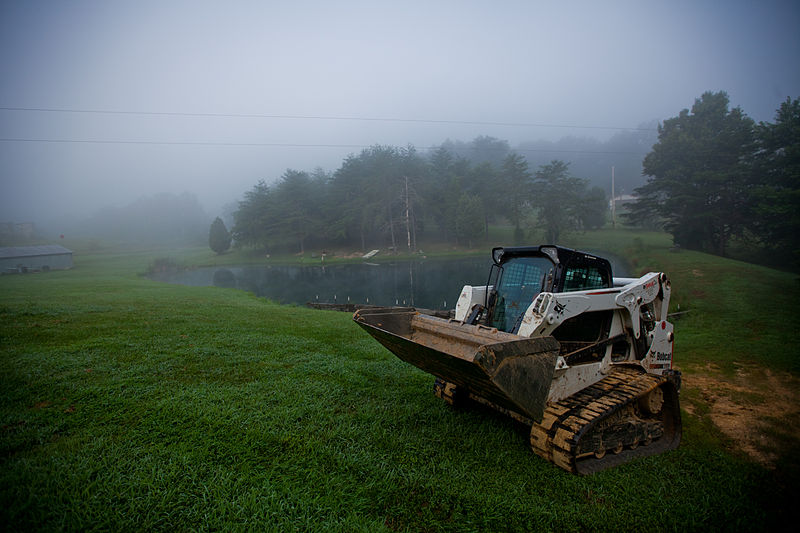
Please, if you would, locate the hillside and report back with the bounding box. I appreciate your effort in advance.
[1,232,798,531]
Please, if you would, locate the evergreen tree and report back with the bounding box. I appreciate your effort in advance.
[750,97,800,265]
[209,217,231,254]
[232,181,272,249]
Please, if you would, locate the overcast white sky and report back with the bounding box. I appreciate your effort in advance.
[1,0,799,224]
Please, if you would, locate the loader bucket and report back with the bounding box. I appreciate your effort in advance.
[353,307,559,422]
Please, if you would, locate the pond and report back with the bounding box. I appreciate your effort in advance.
[149,251,628,310]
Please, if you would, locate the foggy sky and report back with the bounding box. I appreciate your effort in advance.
[1,0,799,226]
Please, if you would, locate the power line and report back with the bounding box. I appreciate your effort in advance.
[0,136,650,155]
[0,106,658,132]
[0,137,369,149]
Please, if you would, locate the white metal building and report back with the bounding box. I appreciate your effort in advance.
[0,245,74,273]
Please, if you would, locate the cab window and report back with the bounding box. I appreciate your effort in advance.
[563,264,608,292]
[490,256,554,332]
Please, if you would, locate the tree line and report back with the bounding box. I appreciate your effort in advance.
[232,142,608,253]
[228,91,799,268]
[627,92,800,266]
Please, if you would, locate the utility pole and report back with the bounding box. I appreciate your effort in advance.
[404,176,412,252]
[611,166,616,229]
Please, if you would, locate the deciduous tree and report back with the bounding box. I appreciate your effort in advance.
[499,153,532,238]
[452,193,485,248]
[532,160,586,243]
[578,186,608,230]
[628,91,755,255]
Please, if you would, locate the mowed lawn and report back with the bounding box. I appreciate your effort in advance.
[1,240,796,531]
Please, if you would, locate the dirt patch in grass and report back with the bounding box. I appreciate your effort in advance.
[682,363,800,467]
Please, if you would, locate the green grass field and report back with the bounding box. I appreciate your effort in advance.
[1,231,798,531]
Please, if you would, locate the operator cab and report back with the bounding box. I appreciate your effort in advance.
[486,245,613,339]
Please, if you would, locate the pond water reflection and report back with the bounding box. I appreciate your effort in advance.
[150,257,490,309]
[149,252,627,310]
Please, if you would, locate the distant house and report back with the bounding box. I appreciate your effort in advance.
[14,222,35,239]
[0,221,37,243]
[609,195,638,210]
[0,245,74,273]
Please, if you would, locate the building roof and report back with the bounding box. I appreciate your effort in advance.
[0,245,73,259]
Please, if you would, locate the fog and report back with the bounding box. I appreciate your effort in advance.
[1,0,798,231]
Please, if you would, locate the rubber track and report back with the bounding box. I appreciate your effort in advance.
[530,366,681,474]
